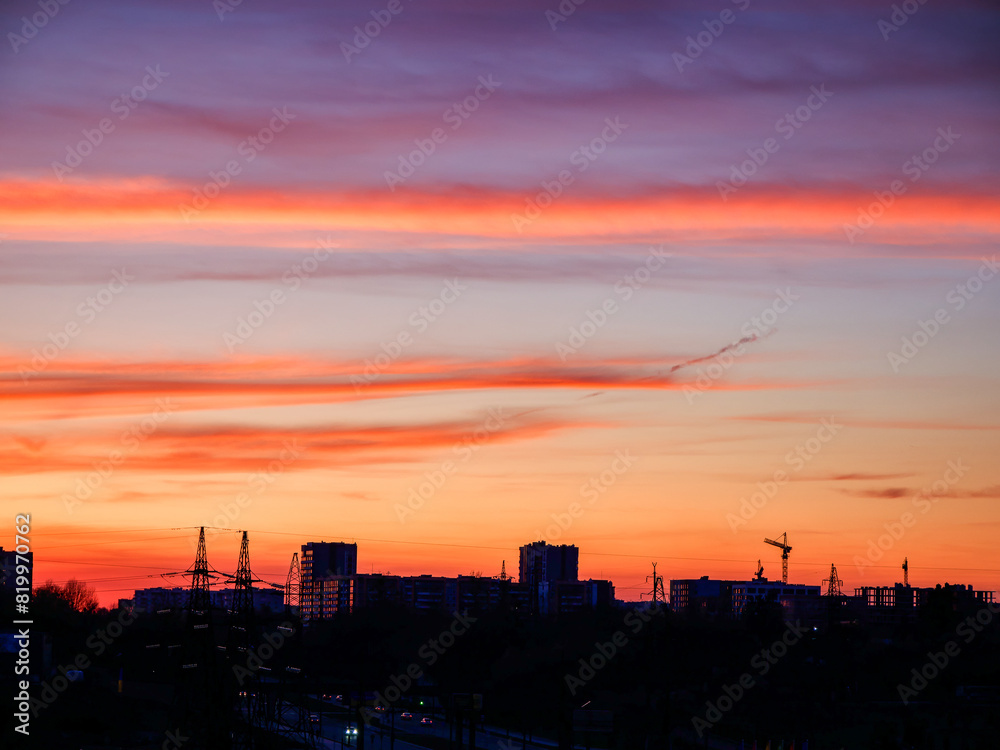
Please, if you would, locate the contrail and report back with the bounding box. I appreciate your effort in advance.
[667,332,764,374]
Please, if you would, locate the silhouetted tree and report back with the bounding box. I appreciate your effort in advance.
[35,577,99,613]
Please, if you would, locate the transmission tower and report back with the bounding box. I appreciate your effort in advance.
[644,562,666,606]
[227,532,268,750]
[187,526,214,612]
[495,559,511,611]
[232,531,255,617]
[285,552,301,610]
[823,563,843,597]
[175,527,229,750]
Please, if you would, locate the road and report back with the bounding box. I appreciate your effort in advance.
[305,697,574,750]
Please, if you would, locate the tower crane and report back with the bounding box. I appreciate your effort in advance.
[763,532,792,583]
[902,557,909,587]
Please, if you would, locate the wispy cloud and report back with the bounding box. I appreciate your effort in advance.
[0,414,578,477]
[731,413,1000,431]
[1,352,835,424]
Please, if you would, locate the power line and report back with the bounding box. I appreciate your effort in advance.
[30,527,182,536]
[39,574,166,585]
[32,533,194,551]
[42,558,173,570]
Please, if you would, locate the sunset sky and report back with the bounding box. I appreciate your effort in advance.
[2,0,998,606]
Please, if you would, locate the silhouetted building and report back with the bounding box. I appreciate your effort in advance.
[670,576,821,619]
[215,586,284,613]
[133,586,187,611]
[130,586,282,613]
[403,574,459,611]
[539,579,615,615]
[301,542,358,622]
[352,572,404,609]
[669,577,736,617]
[302,541,357,578]
[854,582,996,626]
[0,546,31,599]
[297,540,609,622]
[732,579,821,616]
[519,541,578,583]
[854,583,917,624]
[914,582,994,609]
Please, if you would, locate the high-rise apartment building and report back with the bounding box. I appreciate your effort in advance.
[300,542,357,621]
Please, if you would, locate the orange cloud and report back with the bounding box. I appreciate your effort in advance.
[0,414,578,476]
[0,352,836,422]
[731,413,1000,431]
[1,177,997,254]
